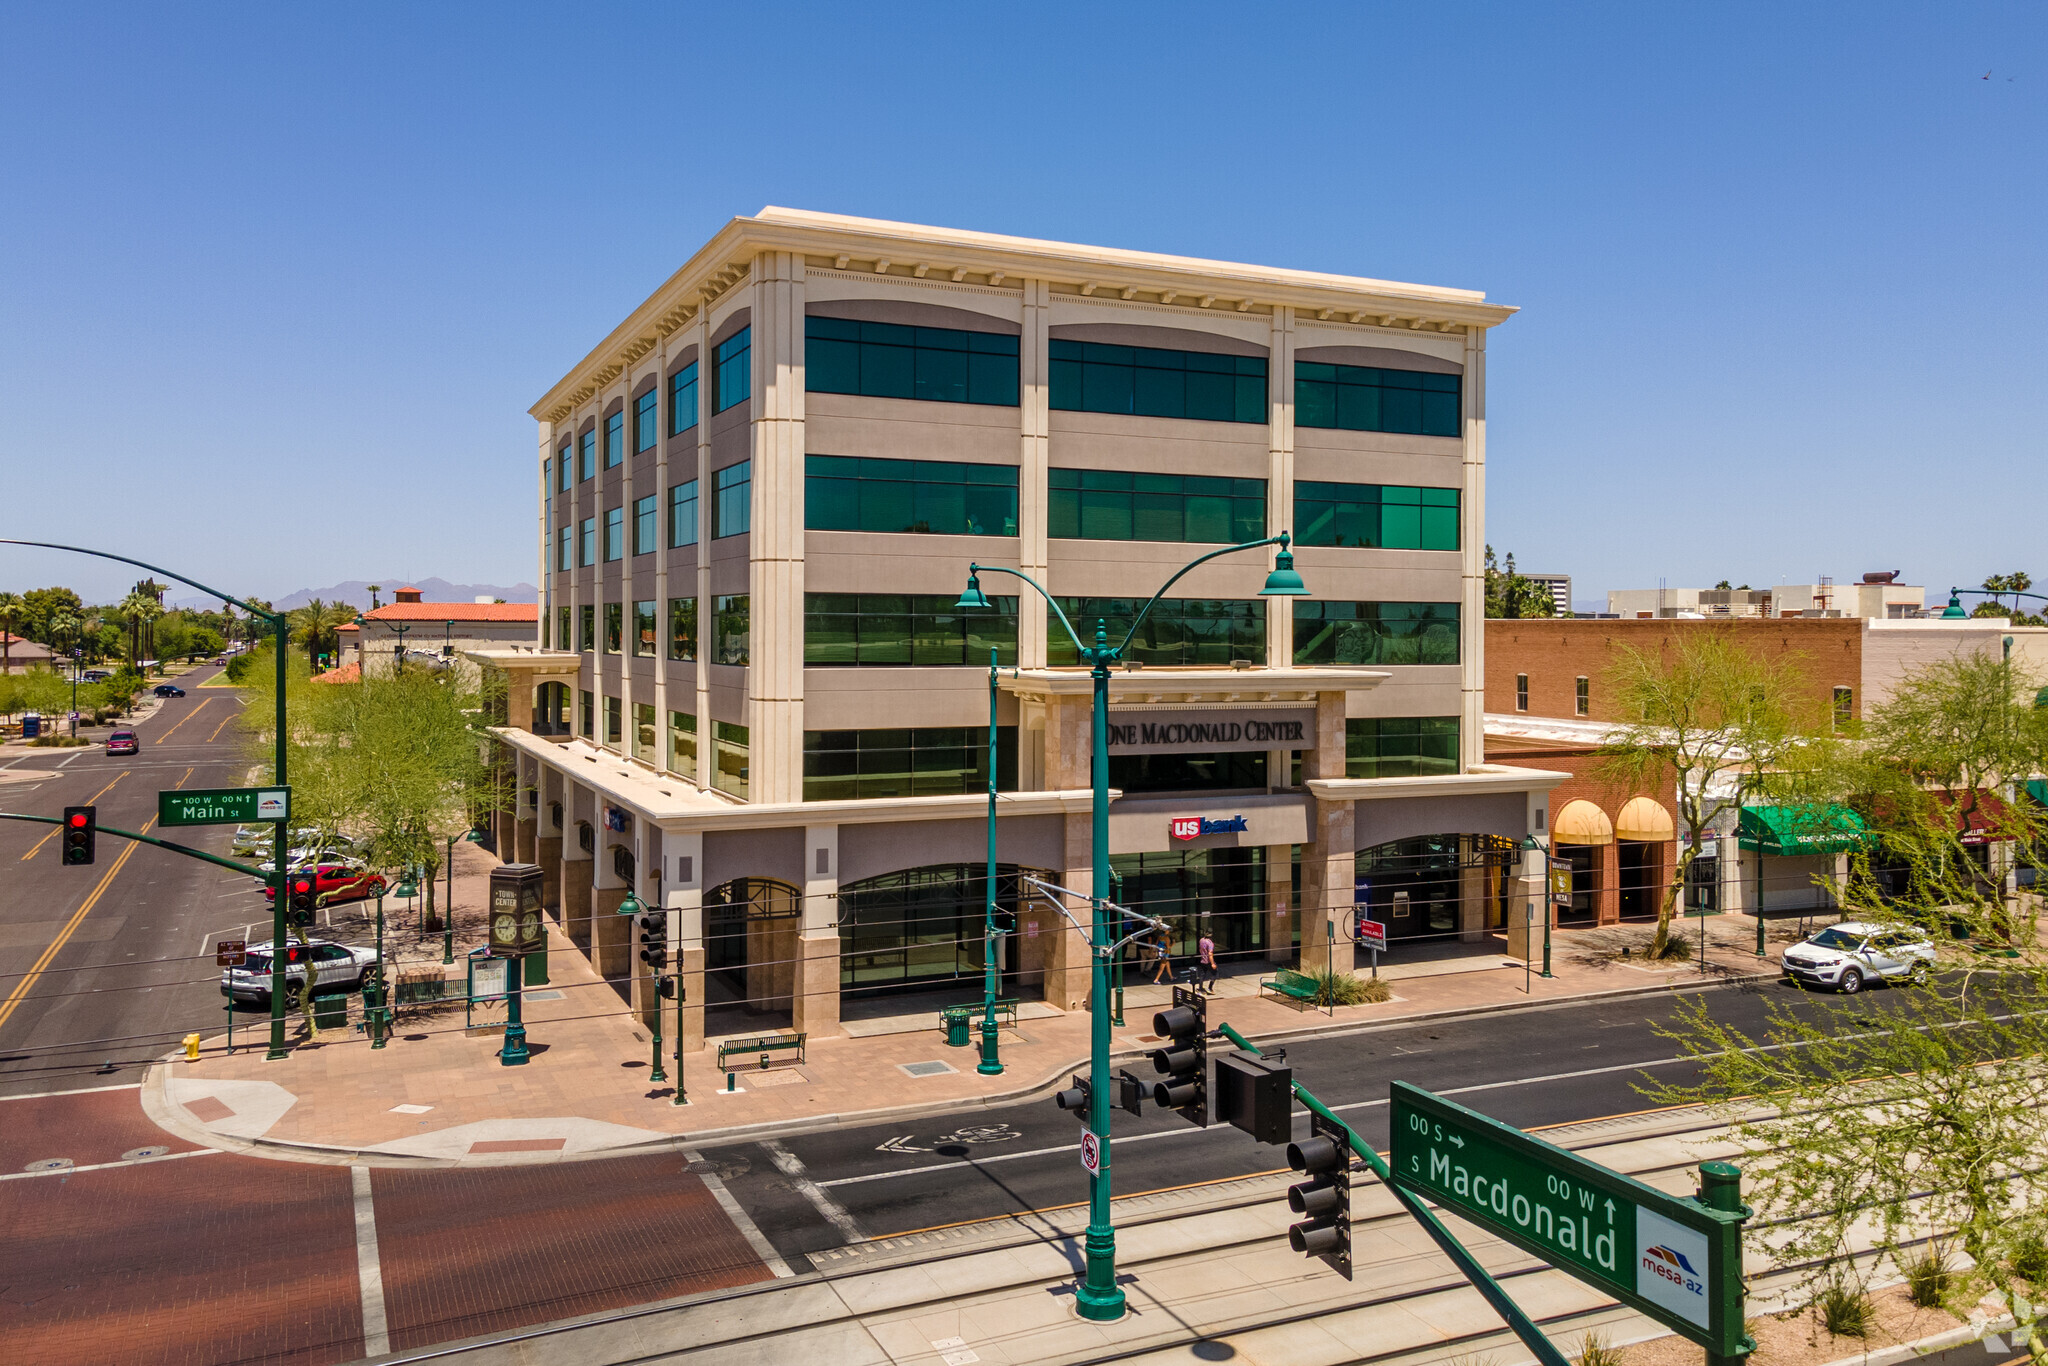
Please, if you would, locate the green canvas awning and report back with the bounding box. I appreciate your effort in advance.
[1738,805,1870,856]
[2027,778,2047,807]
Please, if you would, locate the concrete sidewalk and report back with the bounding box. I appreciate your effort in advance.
[144,883,1779,1164]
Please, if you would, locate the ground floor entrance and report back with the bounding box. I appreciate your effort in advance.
[1110,846,1266,970]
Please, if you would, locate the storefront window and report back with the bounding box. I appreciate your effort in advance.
[1109,848,1265,966]
[837,864,1035,995]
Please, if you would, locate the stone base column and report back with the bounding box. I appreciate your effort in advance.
[1458,846,1488,943]
[592,889,629,985]
[1504,868,1548,960]
[563,872,592,948]
[514,818,537,866]
[1265,845,1294,963]
[1298,802,1355,978]
[791,933,842,1038]
[1595,842,1620,925]
[539,837,562,911]
[678,946,706,1054]
[630,957,661,1032]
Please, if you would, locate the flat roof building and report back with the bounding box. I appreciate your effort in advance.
[482,207,1562,1048]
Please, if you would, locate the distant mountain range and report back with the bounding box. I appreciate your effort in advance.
[168,578,539,612]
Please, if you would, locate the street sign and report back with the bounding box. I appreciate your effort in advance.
[1356,916,1387,951]
[215,939,246,967]
[159,787,290,828]
[1390,1082,1747,1357]
[1079,1128,1101,1176]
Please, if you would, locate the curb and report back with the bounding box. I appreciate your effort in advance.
[146,965,1777,1165]
[1814,1317,2017,1366]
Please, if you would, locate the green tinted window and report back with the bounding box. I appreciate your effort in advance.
[806,316,1020,406]
[557,442,571,492]
[714,328,750,413]
[667,710,697,781]
[804,455,1018,536]
[634,390,658,453]
[1293,602,1460,665]
[632,600,657,657]
[633,495,657,555]
[805,594,1019,667]
[714,461,749,538]
[578,517,595,566]
[1048,598,1265,668]
[669,362,699,436]
[603,508,623,561]
[1048,468,1264,543]
[1049,340,1266,424]
[714,595,749,665]
[1344,716,1460,778]
[602,603,622,654]
[712,721,748,799]
[668,479,698,548]
[579,431,595,481]
[668,597,696,661]
[1296,362,1460,437]
[1295,482,1458,550]
[603,412,624,468]
[803,727,1016,802]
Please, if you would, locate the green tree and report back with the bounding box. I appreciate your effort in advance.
[290,598,350,672]
[1596,631,1822,958]
[1484,545,1556,619]
[0,591,24,674]
[20,587,83,645]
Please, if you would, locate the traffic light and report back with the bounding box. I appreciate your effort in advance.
[657,975,678,1000]
[61,806,96,866]
[288,873,318,927]
[1148,986,1208,1126]
[1053,1073,1091,1118]
[1118,1068,1147,1117]
[1215,1051,1293,1145]
[1286,1111,1354,1280]
[636,908,668,969]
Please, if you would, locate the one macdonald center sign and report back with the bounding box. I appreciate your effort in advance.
[1106,708,1315,755]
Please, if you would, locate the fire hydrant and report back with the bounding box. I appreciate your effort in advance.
[182,1033,201,1061]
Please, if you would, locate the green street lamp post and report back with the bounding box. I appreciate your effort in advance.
[1,540,296,1059]
[616,891,663,1083]
[977,647,1010,1077]
[956,533,1306,1321]
[369,892,391,1048]
[442,828,485,964]
[1943,585,2048,619]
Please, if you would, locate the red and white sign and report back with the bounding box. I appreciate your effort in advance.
[1355,917,1387,951]
[1080,1129,1101,1175]
[1169,816,1202,841]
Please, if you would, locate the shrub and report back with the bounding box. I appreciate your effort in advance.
[1576,1330,1624,1366]
[2011,1233,2048,1286]
[1279,968,1391,1007]
[1903,1242,1951,1307]
[1815,1280,1873,1338]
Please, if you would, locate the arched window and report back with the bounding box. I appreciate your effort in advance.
[576,821,593,855]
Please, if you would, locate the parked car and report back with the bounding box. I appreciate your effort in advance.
[105,730,139,755]
[152,684,185,698]
[80,669,111,683]
[259,860,387,906]
[213,656,227,665]
[254,834,363,874]
[220,939,380,1006]
[232,826,357,859]
[1781,922,1936,993]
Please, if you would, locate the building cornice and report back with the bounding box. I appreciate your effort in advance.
[1307,764,1569,802]
[530,207,1517,426]
[1001,666,1389,704]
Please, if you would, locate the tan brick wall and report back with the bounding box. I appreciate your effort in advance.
[1484,619,1863,724]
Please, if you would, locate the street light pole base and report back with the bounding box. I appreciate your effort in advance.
[499,1024,529,1066]
[976,1018,1003,1075]
[1076,1225,1126,1320]
[1073,1284,1127,1322]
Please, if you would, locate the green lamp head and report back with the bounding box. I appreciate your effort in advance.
[1260,547,1308,597]
[393,877,418,899]
[464,828,486,844]
[617,891,643,917]
[1940,589,1969,619]
[954,572,992,612]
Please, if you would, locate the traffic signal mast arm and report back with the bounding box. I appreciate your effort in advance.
[1219,1026,1574,1366]
[0,812,267,879]
[1020,874,1166,956]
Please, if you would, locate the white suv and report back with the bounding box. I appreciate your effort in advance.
[1781,922,1936,993]
[220,939,380,1007]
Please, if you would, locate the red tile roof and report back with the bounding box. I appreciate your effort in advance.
[362,603,536,623]
[312,662,362,684]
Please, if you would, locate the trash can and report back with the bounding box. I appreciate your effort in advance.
[22,713,40,739]
[942,1006,971,1047]
[312,994,349,1031]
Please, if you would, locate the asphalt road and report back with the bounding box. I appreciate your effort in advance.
[706,978,1908,1269]
[0,663,269,1096]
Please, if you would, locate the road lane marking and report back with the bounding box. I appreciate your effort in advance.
[0,1082,142,1102]
[0,769,190,1037]
[685,1148,795,1278]
[762,1139,866,1242]
[352,1166,392,1357]
[0,1147,220,1181]
[19,771,128,861]
[151,697,213,744]
[813,1052,1701,1190]
[59,752,82,767]
[205,709,238,743]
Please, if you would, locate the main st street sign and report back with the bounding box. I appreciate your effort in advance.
[1390,1081,1750,1359]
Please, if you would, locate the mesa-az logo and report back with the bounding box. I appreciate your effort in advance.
[1170,815,1248,841]
[1642,1244,1702,1291]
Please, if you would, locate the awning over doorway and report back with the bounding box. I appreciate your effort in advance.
[2028,778,2047,807]
[1615,796,1674,841]
[1738,805,1870,856]
[1552,799,1613,845]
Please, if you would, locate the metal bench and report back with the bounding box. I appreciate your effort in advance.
[717,1032,808,1071]
[1259,972,1319,1010]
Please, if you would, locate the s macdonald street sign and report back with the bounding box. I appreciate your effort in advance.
[1390,1081,1749,1358]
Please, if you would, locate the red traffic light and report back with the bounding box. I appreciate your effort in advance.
[68,812,88,828]
[293,878,313,894]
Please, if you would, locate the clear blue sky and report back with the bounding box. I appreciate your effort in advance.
[3,2,2041,610]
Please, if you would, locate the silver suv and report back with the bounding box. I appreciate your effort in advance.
[220,939,380,1007]
[1781,921,1936,993]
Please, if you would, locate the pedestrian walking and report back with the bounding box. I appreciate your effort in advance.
[1145,932,1172,984]
[1198,930,1218,993]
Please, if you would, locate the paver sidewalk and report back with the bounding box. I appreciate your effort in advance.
[145,861,1782,1164]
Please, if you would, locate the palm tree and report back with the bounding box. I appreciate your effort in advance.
[292,598,350,671]
[0,591,23,676]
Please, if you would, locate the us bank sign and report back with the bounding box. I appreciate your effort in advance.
[1170,815,1248,842]
[1106,708,1314,755]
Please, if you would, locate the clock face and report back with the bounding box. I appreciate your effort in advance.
[493,913,516,940]
[520,911,541,941]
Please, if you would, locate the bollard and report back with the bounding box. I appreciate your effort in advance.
[726,1070,736,1092]
[182,1033,201,1061]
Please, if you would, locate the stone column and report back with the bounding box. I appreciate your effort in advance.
[665,829,707,1054]
[512,753,537,865]
[1504,848,1547,960]
[1266,306,1296,672]
[794,824,842,1038]
[538,765,563,913]
[1264,843,1294,963]
[651,335,669,773]
[591,831,629,987]
[1039,811,1092,1011]
[746,250,806,804]
[1300,690,1354,975]
[694,309,714,792]
[1458,836,1488,943]
[560,781,593,949]
[1459,326,1488,771]
[1017,278,1051,668]
[537,421,554,651]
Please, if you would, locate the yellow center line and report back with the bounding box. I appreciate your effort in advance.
[152,696,213,744]
[0,769,195,1038]
[20,771,128,861]
[204,708,239,743]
